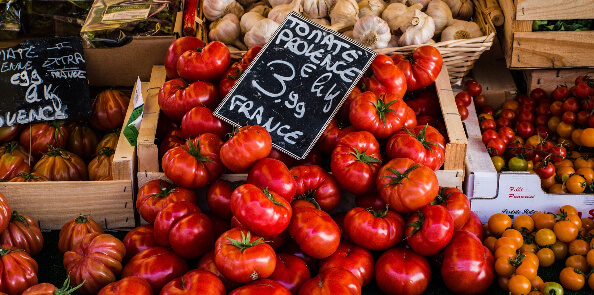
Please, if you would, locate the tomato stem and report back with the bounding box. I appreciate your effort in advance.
[262,187,288,209]
[148,181,178,202]
[185,139,213,164]
[224,230,266,251]
[371,95,399,124]
[10,211,30,228]
[367,205,389,218]
[383,164,420,186]
[349,147,381,165]
[404,211,424,240]
[74,214,91,224]
[54,277,85,295]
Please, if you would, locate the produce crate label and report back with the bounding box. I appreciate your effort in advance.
[0,36,91,127]
[102,5,151,22]
[123,77,144,146]
[214,11,376,159]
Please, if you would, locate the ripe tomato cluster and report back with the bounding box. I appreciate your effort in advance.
[484,205,594,294]
[455,79,484,121]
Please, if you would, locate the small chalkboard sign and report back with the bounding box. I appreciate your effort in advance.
[0,36,91,127]
[214,12,377,159]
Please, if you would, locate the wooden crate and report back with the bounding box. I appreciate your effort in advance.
[524,68,594,94]
[499,0,594,69]
[137,66,466,190]
[0,83,151,230]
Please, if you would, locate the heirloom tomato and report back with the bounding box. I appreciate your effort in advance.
[386,124,446,171]
[180,106,231,139]
[161,134,225,189]
[290,164,341,212]
[63,233,126,295]
[197,250,242,292]
[95,131,119,154]
[0,193,10,233]
[349,91,407,139]
[376,158,438,213]
[404,105,418,129]
[176,41,231,83]
[268,253,311,294]
[316,119,356,154]
[66,121,98,160]
[122,225,158,262]
[230,184,292,237]
[0,125,21,144]
[0,245,38,295]
[160,269,226,295]
[0,142,30,181]
[159,128,185,159]
[298,267,361,295]
[406,91,440,117]
[32,147,87,181]
[98,276,153,295]
[375,247,431,295]
[431,187,471,229]
[122,247,189,293]
[23,277,84,295]
[0,141,34,166]
[0,211,43,256]
[89,89,130,131]
[319,240,374,286]
[247,158,296,203]
[207,179,243,220]
[214,228,276,284]
[220,125,272,172]
[405,205,454,256]
[360,54,407,98]
[330,131,382,195]
[164,36,205,79]
[159,79,220,122]
[58,214,104,254]
[229,279,292,295]
[88,147,114,181]
[344,206,405,251]
[336,86,363,125]
[136,179,197,224]
[441,230,495,295]
[218,46,262,99]
[20,121,68,158]
[390,45,443,91]
[288,206,341,259]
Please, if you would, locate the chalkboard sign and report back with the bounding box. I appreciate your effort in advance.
[214,12,376,160]
[0,36,91,127]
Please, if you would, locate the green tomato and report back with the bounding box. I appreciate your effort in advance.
[543,281,564,295]
[491,156,505,172]
[508,156,528,171]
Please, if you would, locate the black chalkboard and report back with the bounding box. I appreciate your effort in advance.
[0,36,91,127]
[214,12,377,160]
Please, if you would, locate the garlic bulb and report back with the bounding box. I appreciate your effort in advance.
[426,0,453,34]
[303,0,336,19]
[269,0,303,23]
[241,11,267,33]
[210,14,248,50]
[203,0,245,22]
[398,9,435,46]
[311,18,331,26]
[358,0,388,18]
[407,0,431,10]
[440,19,482,41]
[247,2,272,16]
[382,3,422,33]
[269,0,293,6]
[444,0,473,20]
[245,18,281,48]
[330,0,360,28]
[353,15,391,49]
[388,34,399,47]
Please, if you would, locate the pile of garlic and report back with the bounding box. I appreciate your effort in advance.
[202,0,484,50]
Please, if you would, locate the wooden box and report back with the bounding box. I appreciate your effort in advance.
[137,66,467,190]
[499,0,594,69]
[524,68,594,94]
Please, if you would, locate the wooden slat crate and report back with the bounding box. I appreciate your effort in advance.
[524,68,594,94]
[137,66,467,190]
[499,0,594,68]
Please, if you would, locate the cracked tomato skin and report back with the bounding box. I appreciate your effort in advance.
[376,158,439,214]
[330,131,383,195]
[390,45,443,91]
[0,244,38,295]
[176,41,231,83]
[349,91,408,139]
[160,269,226,295]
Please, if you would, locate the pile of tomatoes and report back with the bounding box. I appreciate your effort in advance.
[485,205,594,294]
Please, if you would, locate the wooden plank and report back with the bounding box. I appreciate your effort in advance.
[499,0,516,68]
[513,20,532,32]
[510,31,594,68]
[137,66,167,174]
[516,0,594,20]
[524,68,594,93]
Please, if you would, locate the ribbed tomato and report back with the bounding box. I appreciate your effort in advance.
[89,89,130,131]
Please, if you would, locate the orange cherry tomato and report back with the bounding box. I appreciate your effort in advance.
[488,213,513,236]
[512,214,535,233]
[502,229,524,249]
[495,256,516,278]
[565,254,589,274]
[551,240,569,261]
[535,228,556,247]
[559,267,586,291]
[559,205,579,216]
[554,220,579,243]
[508,274,532,295]
[533,213,556,230]
[568,239,590,256]
[566,174,587,193]
[536,248,555,267]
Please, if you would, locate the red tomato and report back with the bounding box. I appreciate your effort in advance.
[552,85,570,101]
[122,225,158,263]
[360,54,407,98]
[98,276,153,295]
[441,231,495,295]
[459,211,484,241]
[479,118,497,132]
[465,80,483,97]
[58,214,103,254]
[136,179,197,224]
[349,91,408,139]
[32,147,87,181]
[214,228,276,284]
[288,206,341,259]
[330,131,382,195]
[0,211,43,256]
[386,124,446,171]
[376,158,439,213]
[354,193,386,211]
[176,41,231,83]
[180,106,232,139]
[486,138,506,156]
[278,240,320,276]
[0,125,21,144]
[298,267,361,295]
[498,126,516,146]
[390,45,443,91]
[336,86,362,125]
[268,253,311,294]
[405,205,454,256]
[319,240,375,286]
[290,164,342,212]
[229,279,292,295]
[164,36,204,79]
[573,82,591,99]
[162,134,225,189]
[160,269,225,295]
[159,79,220,122]
[89,90,130,131]
[315,119,356,154]
[63,233,126,295]
[455,92,472,107]
[246,158,297,203]
[66,121,99,160]
[23,278,85,295]
[197,250,241,292]
[220,125,272,173]
[0,193,9,234]
[375,247,431,295]
[207,179,243,221]
[218,47,262,98]
[534,160,555,179]
[432,187,471,229]
[562,97,580,113]
[0,244,38,295]
[481,129,499,145]
[20,121,69,158]
[230,184,292,237]
[344,206,405,251]
[122,247,189,293]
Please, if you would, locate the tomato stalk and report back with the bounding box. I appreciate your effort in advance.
[406,124,439,152]
[367,205,390,218]
[349,147,382,165]
[147,181,178,202]
[185,139,213,164]
[0,246,23,256]
[10,211,30,227]
[4,142,19,155]
[383,164,421,186]
[224,231,266,251]
[54,277,85,295]
[431,187,452,206]
[74,214,92,224]
[372,95,400,124]
[262,187,288,209]
[15,171,43,181]
[96,147,115,157]
[293,191,322,210]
